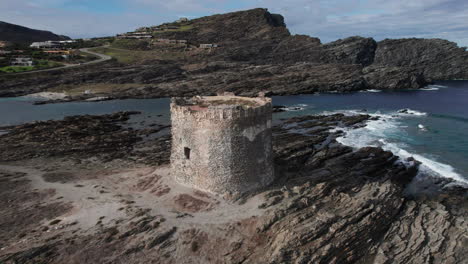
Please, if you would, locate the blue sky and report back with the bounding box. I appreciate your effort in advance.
[1,0,467,46]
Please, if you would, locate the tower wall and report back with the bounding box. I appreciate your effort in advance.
[170,96,274,195]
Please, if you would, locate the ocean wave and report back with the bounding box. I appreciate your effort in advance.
[332,110,468,185]
[420,84,448,91]
[397,108,427,116]
[359,89,382,93]
[420,87,440,91]
[278,104,308,111]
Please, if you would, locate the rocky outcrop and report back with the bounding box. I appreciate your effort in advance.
[321,36,377,66]
[375,195,468,264]
[1,9,468,98]
[373,38,468,80]
[0,61,368,99]
[0,111,170,162]
[152,8,290,45]
[363,65,428,90]
[1,112,465,263]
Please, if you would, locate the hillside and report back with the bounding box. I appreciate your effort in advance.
[0,21,70,44]
[0,8,467,98]
[144,8,290,44]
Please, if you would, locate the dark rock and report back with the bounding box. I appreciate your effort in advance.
[363,65,429,90]
[321,36,377,66]
[374,38,468,80]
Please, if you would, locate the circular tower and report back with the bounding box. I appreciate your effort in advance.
[170,94,274,195]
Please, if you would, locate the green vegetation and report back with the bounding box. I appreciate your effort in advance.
[153,25,194,34]
[90,46,186,64]
[0,60,63,73]
[111,39,152,50]
[90,47,139,64]
[0,66,35,73]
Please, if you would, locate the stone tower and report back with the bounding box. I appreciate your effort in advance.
[170,94,274,195]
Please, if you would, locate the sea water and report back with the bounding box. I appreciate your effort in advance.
[1,80,467,185]
[273,80,468,186]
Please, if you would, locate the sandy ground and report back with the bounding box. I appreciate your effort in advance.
[0,159,265,257]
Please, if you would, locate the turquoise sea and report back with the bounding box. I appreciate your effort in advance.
[1,80,467,185]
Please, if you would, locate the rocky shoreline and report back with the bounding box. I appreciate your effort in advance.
[1,9,466,100]
[0,111,466,263]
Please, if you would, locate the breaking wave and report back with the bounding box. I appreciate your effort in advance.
[279,104,309,111]
[397,108,427,116]
[329,109,468,185]
[420,84,449,91]
[360,89,382,93]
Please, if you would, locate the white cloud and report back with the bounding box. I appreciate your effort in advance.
[0,0,467,46]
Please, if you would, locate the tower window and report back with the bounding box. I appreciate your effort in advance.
[184,147,191,159]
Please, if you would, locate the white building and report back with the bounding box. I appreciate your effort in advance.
[176,17,189,23]
[30,41,61,49]
[199,44,219,49]
[10,57,34,66]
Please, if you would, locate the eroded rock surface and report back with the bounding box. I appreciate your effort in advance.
[1,9,467,99]
[0,112,465,264]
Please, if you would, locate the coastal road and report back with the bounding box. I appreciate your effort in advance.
[3,47,112,76]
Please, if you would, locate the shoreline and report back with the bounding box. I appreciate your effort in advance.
[0,110,465,263]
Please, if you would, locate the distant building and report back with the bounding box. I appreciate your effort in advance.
[58,40,76,44]
[199,44,219,49]
[136,27,151,32]
[176,17,189,23]
[30,41,61,49]
[155,38,171,43]
[116,33,153,39]
[10,57,34,66]
[0,41,11,48]
[154,39,187,45]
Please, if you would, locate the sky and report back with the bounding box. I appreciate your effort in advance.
[1,0,467,46]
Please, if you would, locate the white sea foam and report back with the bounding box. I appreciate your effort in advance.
[281,104,309,111]
[331,110,468,185]
[420,87,440,91]
[421,84,448,91]
[360,89,382,93]
[397,108,427,116]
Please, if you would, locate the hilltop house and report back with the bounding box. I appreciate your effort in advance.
[154,39,188,45]
[30,41,61,49]
[176,17,189,23]
[0,41,11,48]
[30,40,75,49]
[117,32,153,39]
[199,44,219,49]
[10,57,34,66]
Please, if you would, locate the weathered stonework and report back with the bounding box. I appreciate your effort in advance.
[170,94,274,195]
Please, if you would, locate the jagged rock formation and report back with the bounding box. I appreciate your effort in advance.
[0,21,70,44]
[0,112,465,263]
[0,8,467,98]
[321,36,377,66]
[374,38,468,80]
[151,8,290,44]
[363,65,428,90]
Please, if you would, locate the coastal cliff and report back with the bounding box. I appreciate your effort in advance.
[0,8,467,99]
[0,112,465,263]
